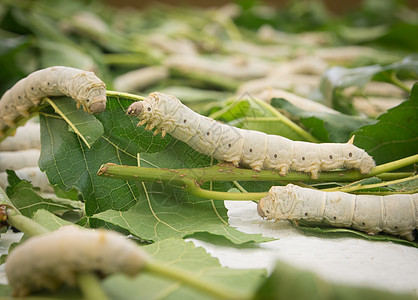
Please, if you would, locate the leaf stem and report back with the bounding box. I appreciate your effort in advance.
[368,154,418,177]
[249,96,320,143]
[1,187,49,236]
[324,174,418,193]
[97,156,415,201]
[106,90,146,102]
[77,272,110,300]
[4,209,50,237]
[389,72,411,93]
[98,160,413,185]
[97,163,267,201]
[145,261,248,300]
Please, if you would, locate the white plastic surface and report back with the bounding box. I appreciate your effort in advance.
[189,200,418,296]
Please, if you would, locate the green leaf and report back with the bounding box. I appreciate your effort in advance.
[230,117,311,141]
[375,22,418,52]
[209,99,251,122]
[38,39,96,71]
[319,56,418,109]
[320,64,382,107]
[353,83,418,166]
[39,96,169,216]
[92,184,271,244]
[39,95,271,244]
[102,238,267,300]
[0,34,30,95]
[32,209,77,231]
[271,98,375,142]
[46,96,104,148]
[211,97,318,142]
[293,220,418,248]
[254,260,418,300]
[5,170,79,218]
[387,177,418,193]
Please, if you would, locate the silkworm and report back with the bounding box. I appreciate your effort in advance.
[257,184,418,241]
[5,225,148,296]
[127,92,375,179]
[165,54,271,80]
[0,66,106,135]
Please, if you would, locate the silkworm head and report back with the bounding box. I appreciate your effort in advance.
[343,144,375,172]
[89,96,107,114]
[261,186,300,220]
[257,198,266,218]
[127,102,144,117]
[257,193,279,220]
[358,153,376,174]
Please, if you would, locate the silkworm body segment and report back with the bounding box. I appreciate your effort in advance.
[0,66,106,134]
[127,92,375,178]
[258,184,418,240]
[5,226,148,296]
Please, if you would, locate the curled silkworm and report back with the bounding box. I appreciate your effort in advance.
[0,66,106,134]
[257,184,418,241]
[127,92,375,179]
[5,225,148,296]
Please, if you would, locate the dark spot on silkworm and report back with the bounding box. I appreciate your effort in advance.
[184,119,187,123]
[249,149,253,152]
[304,213,308,216]
[47,82,50,85]
[266,210,270,214]
[302,157,305,161]
[228,143,231,147]
[206,132,210,136]
[362,222,365,226]
[395,226,398,229]
[18,96,21,99]
[349,152,353,157]
[329,155,333,159]
[333,216,337,220]
[86,98,90,103]
[274,154,277,158]
[31,87,34,90]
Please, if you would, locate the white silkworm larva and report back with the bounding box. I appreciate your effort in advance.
[126,92,375,179]
[257,184,418,241]
[0,66,106,135]
[5,225,148,296]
